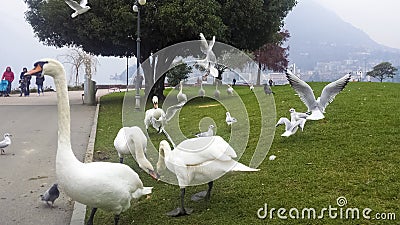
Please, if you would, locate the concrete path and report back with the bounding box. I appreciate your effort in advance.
[0,90,108,225]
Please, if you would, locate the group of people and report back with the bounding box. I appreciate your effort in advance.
[1,66,45,97]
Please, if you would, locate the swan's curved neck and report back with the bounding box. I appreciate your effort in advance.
[53,67,79,164]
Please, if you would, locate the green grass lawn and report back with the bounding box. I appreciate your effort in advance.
[90,82,400,225]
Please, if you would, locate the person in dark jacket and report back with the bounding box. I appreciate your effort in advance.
[20,67,31,96]
[1,66,14,97]
[36,75,45,96]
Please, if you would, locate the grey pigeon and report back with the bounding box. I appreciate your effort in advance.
[0,133,12,155]
[263,84,274,95]
[41,183,60,207]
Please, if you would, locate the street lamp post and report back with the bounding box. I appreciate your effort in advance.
[133,0,146,110]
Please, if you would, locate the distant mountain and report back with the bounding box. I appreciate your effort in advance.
[284,0,400,71]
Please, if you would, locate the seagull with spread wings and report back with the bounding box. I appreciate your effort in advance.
[198,33,218,78]
[285,69,351,120]
[65,0,91,18]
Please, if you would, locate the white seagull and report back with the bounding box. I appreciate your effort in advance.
[275,117,306,137]
[198,33,218,78]
[289,108,309,122]
[65,0,91,18]
[0,133,12,155]
[225,112,237,126]
[195,125,215,137]
[286,69,351,120]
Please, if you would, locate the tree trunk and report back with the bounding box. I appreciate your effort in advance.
[256,62,261,85]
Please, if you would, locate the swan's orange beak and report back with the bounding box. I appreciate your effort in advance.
[26,61,48,76]
[26,63,43,76]
[149,170,160,181]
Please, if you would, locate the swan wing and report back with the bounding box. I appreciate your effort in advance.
[286,69,317,112]
[65,0,82,10]
[175,136,237,166]
[318,73,351,111]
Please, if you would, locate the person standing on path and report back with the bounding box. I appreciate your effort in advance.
[20,67,31,96]
[36,75,45,96]
[1,66,14,97]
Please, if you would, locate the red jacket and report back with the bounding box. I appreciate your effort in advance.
[2,67,14,82]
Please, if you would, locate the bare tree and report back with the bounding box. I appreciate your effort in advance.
[58,48,99,86]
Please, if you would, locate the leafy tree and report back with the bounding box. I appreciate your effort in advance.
[254,30,290,85]
[367,62,398,82]
[166,62,192,87]
[24,0,296,99]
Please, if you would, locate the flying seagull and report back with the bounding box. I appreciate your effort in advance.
[40,183,60,207]
[65,0,91,18]
[0,133,12,155]
[275,117,306,137]
[198,33,218,78]
[285,69,351,120]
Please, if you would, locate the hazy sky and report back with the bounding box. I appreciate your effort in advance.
[314,0,400,49]
[1,0,399,85]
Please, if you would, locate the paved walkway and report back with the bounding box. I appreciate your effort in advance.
[0,90,109,225]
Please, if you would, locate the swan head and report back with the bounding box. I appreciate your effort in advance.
[208,125,215,130]
[289,108,296,113]
[3,133,12,138]
[25,59,62,78]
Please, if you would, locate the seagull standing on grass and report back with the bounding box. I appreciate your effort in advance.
[285,69,351,120]
[225,112,237,126]
[41,183,60,207]
[0,133,12,155]
[195,125,215,137]
[65,0,91,18]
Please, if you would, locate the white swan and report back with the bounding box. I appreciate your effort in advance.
[0,133,12,155]
[113,126,159,179]
[65,0,91,18]
[286,69,351,120]
[227,84,233,96]
[26,59,152,225]
[195,125,215,137]
[177,81,187,103]
[225,112,237,126]
[198,82,205,97]
[157,136,259,216]
[144,96,159,131]
[250,84,254,92]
